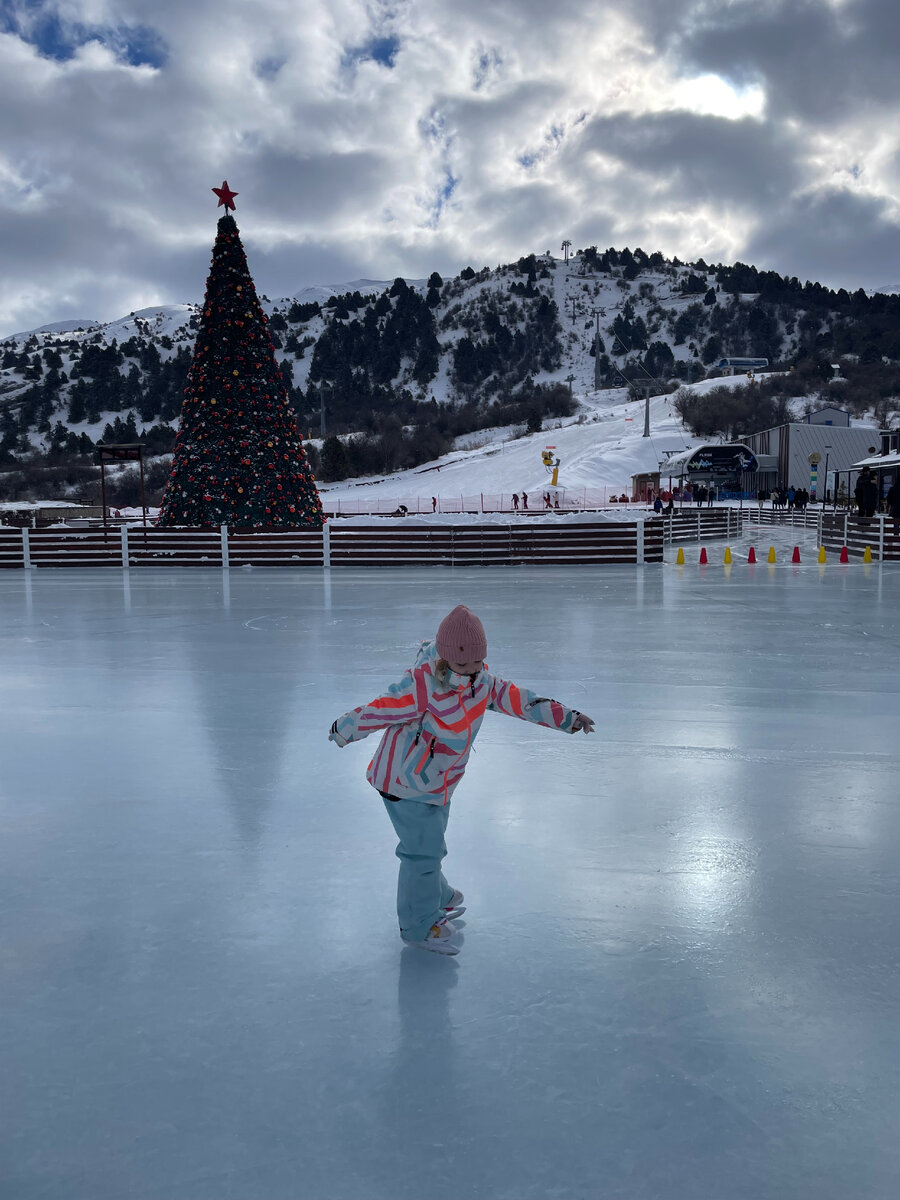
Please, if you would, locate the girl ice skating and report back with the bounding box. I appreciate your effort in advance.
[328,605,594,955]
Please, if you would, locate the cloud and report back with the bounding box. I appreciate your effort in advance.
[1,0,899,336]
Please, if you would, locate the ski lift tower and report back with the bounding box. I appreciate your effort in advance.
[591,308,604,390]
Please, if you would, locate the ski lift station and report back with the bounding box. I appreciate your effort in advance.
[658,443,759,494]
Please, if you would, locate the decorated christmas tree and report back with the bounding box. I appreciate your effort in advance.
[157,182,324,529]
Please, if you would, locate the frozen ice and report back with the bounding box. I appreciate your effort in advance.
[1,553,899,1199]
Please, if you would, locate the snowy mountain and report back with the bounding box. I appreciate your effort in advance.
[1,247,899,507]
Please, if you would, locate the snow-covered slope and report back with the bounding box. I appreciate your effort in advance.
[317,378,747,504]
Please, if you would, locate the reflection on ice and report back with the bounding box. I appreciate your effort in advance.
[1,563,899,1200]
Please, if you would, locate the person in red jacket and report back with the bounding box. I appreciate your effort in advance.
[329,606,594,954]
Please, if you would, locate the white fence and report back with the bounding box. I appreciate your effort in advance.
[323,487,631,515]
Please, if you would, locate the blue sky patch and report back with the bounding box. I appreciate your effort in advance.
[2,6,166,67]
[428,170,457,226]
[344,34,400,70]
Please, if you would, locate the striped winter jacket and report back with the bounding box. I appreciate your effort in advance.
[328,639,584,805]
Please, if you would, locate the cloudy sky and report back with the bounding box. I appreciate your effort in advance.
[1,0,898,337]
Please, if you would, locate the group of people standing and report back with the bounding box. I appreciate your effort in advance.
[760,486,810,512]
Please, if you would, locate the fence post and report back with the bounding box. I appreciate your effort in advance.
[220,525,229,568]
[636,519,645,564]
[322,522,331,569]
[121,525,129,569]
[844,511,849,546]
[726,508,731,540]
[22,527,31,570]
[878,516,885,562]
[697,512,702,542]
[817,509,823,546]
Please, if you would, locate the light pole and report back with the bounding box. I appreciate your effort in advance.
[733,456,742,511]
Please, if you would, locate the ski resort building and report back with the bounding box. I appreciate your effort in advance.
[741,419,878,501]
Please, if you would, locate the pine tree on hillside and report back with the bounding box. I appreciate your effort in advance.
[158,185,324,529]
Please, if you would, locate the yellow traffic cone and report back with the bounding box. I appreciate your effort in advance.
[817,546,826,563]
[676,546,685,565]
[863,545,873,563]
[723,547,732,564]
[767,546,776,563]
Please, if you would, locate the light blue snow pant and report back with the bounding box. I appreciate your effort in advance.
[381,795,454,942]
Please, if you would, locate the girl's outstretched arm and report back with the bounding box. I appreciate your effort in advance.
[487,675,594,735]
[328,664,425,746]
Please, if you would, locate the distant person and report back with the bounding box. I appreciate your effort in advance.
[696,485,705,509]
[886,479,900,519]
[328,605,594,954]
[521,492,528,510]
[512,493,520,510]
[554,493,561,509]
[855,468,878,518]
[787,486,795,511]
[653,496,663,515]
[665,497,674,515]
[706,484,714,507]
[544,492,552,509]
[756,488,766,510]
[432,496,437,512]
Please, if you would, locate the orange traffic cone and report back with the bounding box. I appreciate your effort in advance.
[839,546,849,563]
[747,546,757,563]
[791,546,801,563]
[699,547,708,564]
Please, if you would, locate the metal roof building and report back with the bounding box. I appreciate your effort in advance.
[741,421,878,501]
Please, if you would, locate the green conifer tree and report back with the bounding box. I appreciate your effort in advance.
[158,201,323,528]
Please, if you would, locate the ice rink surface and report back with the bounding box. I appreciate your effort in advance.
[2,550,899,1200]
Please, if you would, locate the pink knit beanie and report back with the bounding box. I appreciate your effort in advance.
[436,605,487,662]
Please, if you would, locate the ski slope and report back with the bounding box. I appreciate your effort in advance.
[318,378,749,507]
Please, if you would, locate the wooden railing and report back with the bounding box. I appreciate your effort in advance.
[661,509,745,544]
[0,521,673,568]
[820,513,900,560]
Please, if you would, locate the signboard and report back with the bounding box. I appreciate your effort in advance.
[685,446,758,475]
[97,443,143,462]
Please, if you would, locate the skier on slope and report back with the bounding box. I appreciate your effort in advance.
[328,606,594,954]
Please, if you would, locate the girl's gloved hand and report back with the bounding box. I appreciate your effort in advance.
[572,712,595,734]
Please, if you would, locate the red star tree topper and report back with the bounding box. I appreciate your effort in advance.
[156,188,324,530]
[212,180,238,210]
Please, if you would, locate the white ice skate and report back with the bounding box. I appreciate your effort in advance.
[442,888,466,920]
[406,918,460,955]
